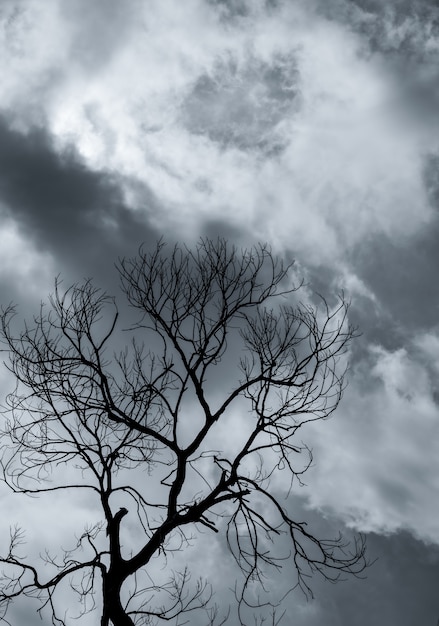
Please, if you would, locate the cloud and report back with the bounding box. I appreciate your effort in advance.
[0,116,160,289]
[0,0,434,270]
[1,0,438,551]
[1,2,439,622]
[180,52,299,153]
[302,339,439,544]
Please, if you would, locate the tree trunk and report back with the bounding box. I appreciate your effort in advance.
[101,573,134,626]
[101,507,134,626]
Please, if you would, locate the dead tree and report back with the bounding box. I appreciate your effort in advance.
[0,238,367,626]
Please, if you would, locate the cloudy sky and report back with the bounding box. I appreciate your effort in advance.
[1,0,439,624]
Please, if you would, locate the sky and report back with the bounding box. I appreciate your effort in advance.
[1,0,439,624]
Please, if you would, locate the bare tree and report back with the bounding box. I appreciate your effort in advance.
[0,239,367,626]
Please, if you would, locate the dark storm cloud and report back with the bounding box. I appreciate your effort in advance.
[266,500,439,626]
[201,216,247,242]
[319,530,439,626]
[350,220,439,333]
[0,116,160,285]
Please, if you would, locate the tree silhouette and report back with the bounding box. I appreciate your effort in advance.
[0,239,367,626]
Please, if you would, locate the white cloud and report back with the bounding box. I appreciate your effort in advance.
[413,331,439,375]
[302,342,439,544]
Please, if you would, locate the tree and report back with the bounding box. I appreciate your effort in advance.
[0,239,367,626]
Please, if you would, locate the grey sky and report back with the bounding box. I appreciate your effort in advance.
[1,0,439,624]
